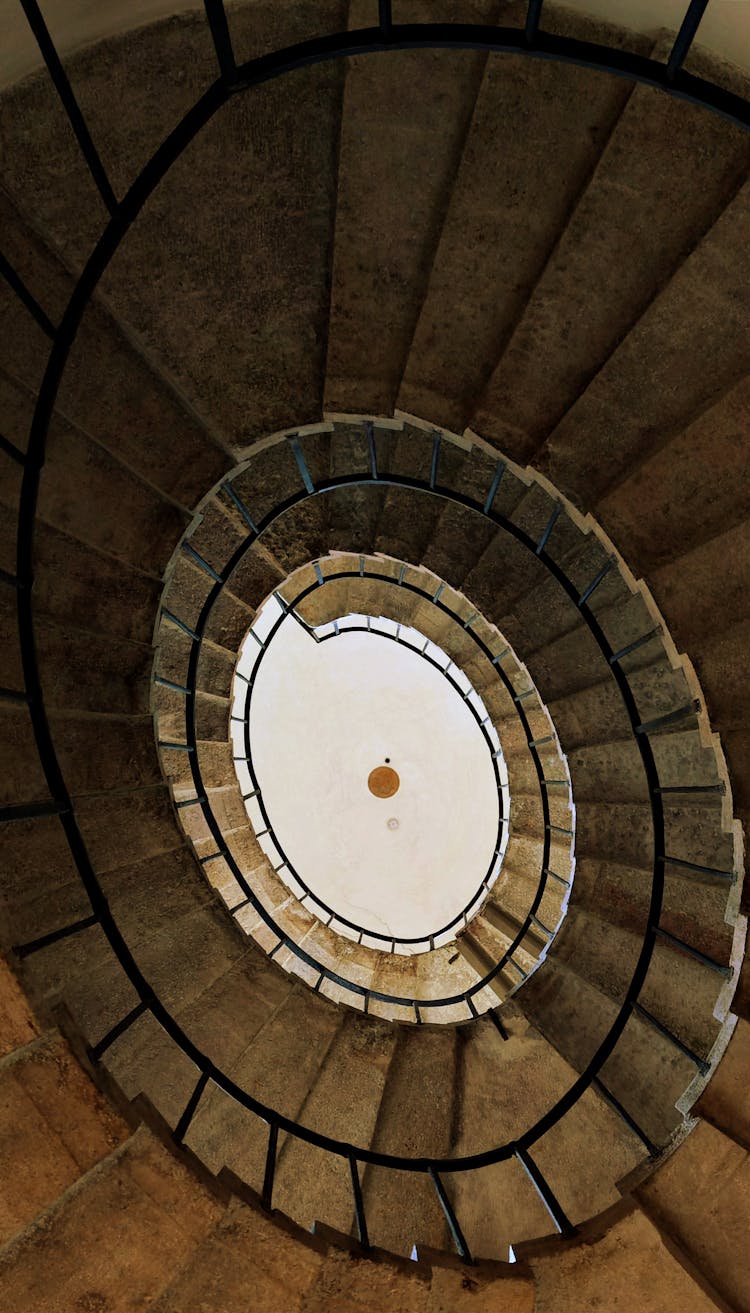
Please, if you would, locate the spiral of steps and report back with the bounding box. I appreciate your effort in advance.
[1,1,750,1309]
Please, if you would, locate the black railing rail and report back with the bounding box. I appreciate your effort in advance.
[173,527,559,1008]
[167,523,568,1016]
[230,571,521,953]
[4,0,745,1260]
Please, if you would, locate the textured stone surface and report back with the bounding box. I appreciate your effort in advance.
[474,39,750,457]
[402,5,649,436]
[638,1120,750,1313]
[531,1203,723,1312]
[326,0,499,416]
[538,176,750,510]
[0,1127,223,1312]
[152,1198,325,1312]
[0,1032,128,1242]
[695,1017,750,1148]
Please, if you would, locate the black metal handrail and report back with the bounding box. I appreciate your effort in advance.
[171,510,567,1014]
[4,0,742,1258]
[231,573,514,952]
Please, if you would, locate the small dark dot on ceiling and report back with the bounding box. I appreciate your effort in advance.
[385,757,390,763]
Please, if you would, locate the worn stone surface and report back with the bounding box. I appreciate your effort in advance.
[0,1126,223,1312]
[0,8,347,447]
[152,1197,325,1312]
[362,1028,455,1255]
[531,1203,723,1312]
[186,986,341,1191]
[475,39,750,457]
[695,1017,750,1148]
[32,519,161,646]
[0,704,50,808]
[0,957,39,1057]
[326,0,498,416]
[403,5,648,437]
[599,372,750,575]
[275,1012,397,1235]
[538,177,750,510]
[638,1120,750,1313]
[0,1031,128,1242]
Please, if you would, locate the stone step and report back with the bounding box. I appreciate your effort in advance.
[0,190,230,509]
[547,904,728,1061]
[516,956,701,1147]
[564,853,737,994]
[399,2,646,436]
[150,1195,326,1313]
[361,1027,457,1256]
[0,1124,223,1311]
[534,176,750,513]
[694,1016,750,1150]
[325,0,496,416]
[1,8,345,449]
[374,425,470,564]
[599,373,750,585]
[0,1030,128,1244]
[102,943,294,1130]
[476,37,750,462]
[448,1013,644,1251]
[636,1119,750,1313]
[0,957,39,1057]
[184,984,342,1193]
[23,518,162,648]
[528,1201,727,1313]
[274,1010,398,1235]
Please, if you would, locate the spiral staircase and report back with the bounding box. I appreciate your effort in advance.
[1,1,750,1309]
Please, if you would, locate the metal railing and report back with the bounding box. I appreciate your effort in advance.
[2,0,745,1261]
[173,545,563,1018]
[229,578,512,955]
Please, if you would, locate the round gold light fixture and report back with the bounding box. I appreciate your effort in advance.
[368,765,400,798]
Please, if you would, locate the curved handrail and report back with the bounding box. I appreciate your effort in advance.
[233,580,510,951]
[9,0,741,1252]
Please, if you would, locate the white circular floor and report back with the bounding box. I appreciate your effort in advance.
[240,613,502,942]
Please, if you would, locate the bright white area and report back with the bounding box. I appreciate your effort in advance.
[233,605,502,945]
[2,1,750,90]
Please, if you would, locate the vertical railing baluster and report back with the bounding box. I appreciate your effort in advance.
[516,1146,576,1236]
[666,0,711,79]
[262,1122,279,1210]
[19,0,117,214]
[0,251,56,338]
[525,0,544,45]
[174,1071,210,1144]
[428,1167,473,1263]
[349,1154,370,1248]
[204,0,237,82]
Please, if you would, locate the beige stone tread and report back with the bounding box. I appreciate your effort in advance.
[0,957,39,1058]
[0,192,231,509]
[325,0,498,417]
[273,1010,398,1235]
[535,175,750,511]
[516,956,699,1148]
[398,3,649,436]
[475,41,750,462]
[0,8,347,448]
[0,1124,223,1312]
[0,1030,128,1244]
[150,1195,327,1312]
[185,984,342,1191]
[694,1016,750,1149]
[527,1201,729,1313]
[360,1027,456,1256]
[637,1120,750,1313]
